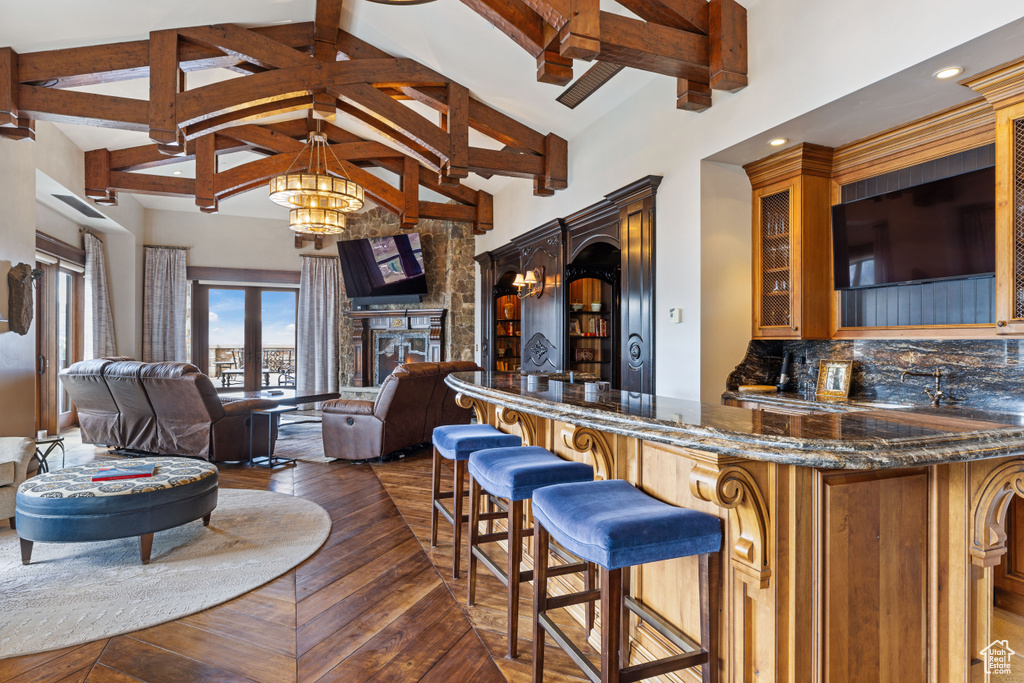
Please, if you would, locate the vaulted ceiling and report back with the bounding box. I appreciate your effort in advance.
[0,0,747,223]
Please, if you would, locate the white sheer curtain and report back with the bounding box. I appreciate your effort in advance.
[297,255,340,403]
[83,232,117,359]
[142,246,188,362]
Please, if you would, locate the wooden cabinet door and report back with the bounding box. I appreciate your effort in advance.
[753,179,800,338]
[994,102,1024,334]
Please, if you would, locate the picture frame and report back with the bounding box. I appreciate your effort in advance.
[816,359,853,398]
[569,319,581,335]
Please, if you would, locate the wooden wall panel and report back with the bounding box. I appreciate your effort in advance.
[821,469,929,683]
[514,219,566,374]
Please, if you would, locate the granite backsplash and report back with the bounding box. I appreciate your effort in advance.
[726,339,1024,413]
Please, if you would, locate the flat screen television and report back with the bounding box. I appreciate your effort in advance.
[337,232,428,307]
[831,166,996,290]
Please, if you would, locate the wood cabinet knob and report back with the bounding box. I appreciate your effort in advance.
[998,320,1007,327]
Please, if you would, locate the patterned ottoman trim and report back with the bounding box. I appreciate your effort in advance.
[18,457,216,499]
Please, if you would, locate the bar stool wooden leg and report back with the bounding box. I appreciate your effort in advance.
[452,459,466,578]
[533,524,550,682]
[699,552,721,683]
[430,446,442,548]
[620,566,631,666]
[585,562,595,633]
[467,475,482,606]
[601,567,623,683]
[508,498,524,659]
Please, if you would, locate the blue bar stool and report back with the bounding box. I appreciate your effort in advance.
[431,424,522,578]
[532,479,723,683]
[467,446,595,659]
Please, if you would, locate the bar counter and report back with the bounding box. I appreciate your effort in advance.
[447,371,1024,682]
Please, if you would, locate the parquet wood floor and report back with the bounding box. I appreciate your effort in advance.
[0,441,592,683]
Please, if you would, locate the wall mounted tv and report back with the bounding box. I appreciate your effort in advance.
[831,166,996,290]
[337,232,427,307]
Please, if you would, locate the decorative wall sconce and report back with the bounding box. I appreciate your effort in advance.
[513,267,545,299]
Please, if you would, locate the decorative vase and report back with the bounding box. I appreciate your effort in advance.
[504,302,515,319]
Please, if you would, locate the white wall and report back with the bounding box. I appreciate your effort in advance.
[0,138,39,436]
[478,0,1024,400]
[144,210,333,272]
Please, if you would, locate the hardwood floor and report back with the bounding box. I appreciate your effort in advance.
[0,440,593,683]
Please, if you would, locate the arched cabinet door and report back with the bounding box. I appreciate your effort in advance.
[609,177,659,395]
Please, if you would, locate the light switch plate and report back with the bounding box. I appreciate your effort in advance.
[669,308,683,323]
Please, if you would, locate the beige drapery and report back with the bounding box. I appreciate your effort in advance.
[297,255,340,404]
[83,232,117,359]
[142,246,188,362]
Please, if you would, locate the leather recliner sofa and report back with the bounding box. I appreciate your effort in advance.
[322,361,480,461]
[60,359,278,462]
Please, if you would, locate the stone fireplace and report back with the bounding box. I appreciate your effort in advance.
[349,309,446,387]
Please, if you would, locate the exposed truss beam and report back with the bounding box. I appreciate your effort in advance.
[2,13,572,227]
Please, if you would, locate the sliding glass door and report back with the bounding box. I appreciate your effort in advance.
[190,284,297,393]
[36,262,83,434]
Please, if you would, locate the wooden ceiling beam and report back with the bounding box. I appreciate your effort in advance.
[445,82,469,179]
[0,48,18,127]
[195,134,217,209]
[537,50,573,86]
[559,0,601,61]
[177,59,442,129]
[18,85,148,130]
[15,23,315,88]
[312,0,345,117]
[182,95,312,139]
[457,0,548,58]
[84,149,111,200]
[709,0,747,92]
[419,201,477,223]
[149,30,182,148]
[178,24,317,70]
[597,11,709,81]
[336,101,442,172]
[334,83,449,162]
[520,0,569,30]
[676,77,712,111]
[401,155,419,228]
[614,0,709,34]
[109,171,195,197]
[468,147,544,178]
[474,190,494,233]
[108,136,246,171]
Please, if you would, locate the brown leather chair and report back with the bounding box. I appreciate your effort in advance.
[60,360,278,462]
[103,360,159,453]
[139,363,277,462]
[322,361,480,461]
[59,359,122,447]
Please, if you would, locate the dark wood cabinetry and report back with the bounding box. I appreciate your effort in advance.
[476,176,659,393]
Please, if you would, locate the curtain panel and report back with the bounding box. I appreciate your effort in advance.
[83,232,117,359]
[142,246,188,362]
[297,255,340,404]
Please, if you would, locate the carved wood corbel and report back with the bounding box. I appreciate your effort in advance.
[455,392,488,425]
[689,463,771,588]
[970,458,1024,566]
[564,424,613,480]
[498,406,537,446]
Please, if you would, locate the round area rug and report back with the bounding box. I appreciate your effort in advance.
[0,488,331,658]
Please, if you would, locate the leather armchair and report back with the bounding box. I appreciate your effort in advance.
[60,360,278,462]
[322,361,480,461]
[1,437,37,529]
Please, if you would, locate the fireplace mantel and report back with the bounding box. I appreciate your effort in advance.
[348,309,446,387]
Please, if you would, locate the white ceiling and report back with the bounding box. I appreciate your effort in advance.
[0,0,658,217]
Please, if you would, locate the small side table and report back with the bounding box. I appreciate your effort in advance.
[34,436,65,473]
[249,406,298,468]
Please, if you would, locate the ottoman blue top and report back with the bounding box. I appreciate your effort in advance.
[469,446,593,501]
[532,479,723,570]
[432,424,521,461]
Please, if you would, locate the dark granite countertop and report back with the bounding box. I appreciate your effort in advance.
[447,372,1024,470]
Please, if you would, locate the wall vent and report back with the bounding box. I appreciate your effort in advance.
[556,62,624,109]
[52,194,105,220]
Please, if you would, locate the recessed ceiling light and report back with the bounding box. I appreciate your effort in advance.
[934,66,963,80]
[768,138,788,147]
[172,170,182,175]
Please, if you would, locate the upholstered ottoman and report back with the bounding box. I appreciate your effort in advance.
[15,457,218,565]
